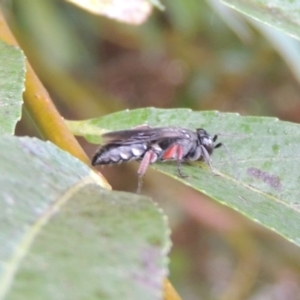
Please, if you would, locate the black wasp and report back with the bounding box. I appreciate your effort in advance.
[92,125,222,193]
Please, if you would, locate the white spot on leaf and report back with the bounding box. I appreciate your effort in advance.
[66,0,153,24]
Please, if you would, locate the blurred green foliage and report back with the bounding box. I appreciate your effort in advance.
[7,0,300,120]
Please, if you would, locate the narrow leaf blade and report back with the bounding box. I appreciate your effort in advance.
[220,0,300,40]
[0,41,26,134]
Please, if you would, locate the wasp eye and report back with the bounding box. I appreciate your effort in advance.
[201,137,214,154]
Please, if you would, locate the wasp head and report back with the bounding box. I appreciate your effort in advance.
[196,128,222,155]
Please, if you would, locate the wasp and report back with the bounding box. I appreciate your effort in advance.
[92,126,222,192]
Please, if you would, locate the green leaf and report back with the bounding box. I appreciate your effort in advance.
[220,0,300,40]
[148,0,164,10]
[0,136,170,300]
[0,41,26,134]
[67,107,300,247]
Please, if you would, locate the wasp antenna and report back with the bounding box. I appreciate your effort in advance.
[215,142,222,149]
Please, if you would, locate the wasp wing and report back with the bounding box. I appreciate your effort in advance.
[102,127,192,145]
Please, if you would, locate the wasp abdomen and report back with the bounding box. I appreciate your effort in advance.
[92,143,148,166]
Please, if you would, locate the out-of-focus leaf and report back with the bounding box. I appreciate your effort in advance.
[14,0,91,69]
[65,0,161,24]
[0,136,170,300]
[220,0,300,41]
[249,19,300,84]
[207,0,253,43]
[210,1,300,86]
[148,0,164,10]
[0,41,25,134]
[67,107,300,247]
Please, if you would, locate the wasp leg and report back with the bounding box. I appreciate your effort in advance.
[176,160,188,178]
[163,144,188,178]
[137,149,157,193]
[174,145,189,178]
[200,145,219,175]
